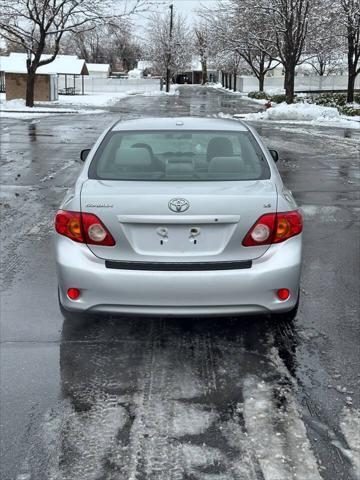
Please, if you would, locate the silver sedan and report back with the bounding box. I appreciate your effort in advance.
[54,117,302,319]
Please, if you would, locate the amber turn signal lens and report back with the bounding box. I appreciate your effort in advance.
[68,217,82,239]
[276,217,291,238]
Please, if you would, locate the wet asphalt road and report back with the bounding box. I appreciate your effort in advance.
[0,87,359,480]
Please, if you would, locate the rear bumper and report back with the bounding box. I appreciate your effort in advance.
[55,235,302,316]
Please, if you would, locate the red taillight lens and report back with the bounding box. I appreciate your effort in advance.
[242,211,302,246]
[55,210,115,246]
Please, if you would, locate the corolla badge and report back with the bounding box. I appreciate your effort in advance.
[86,203,113,208]
[168,198,190,213]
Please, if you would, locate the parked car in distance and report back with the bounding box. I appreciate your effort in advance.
[54,117,302,320]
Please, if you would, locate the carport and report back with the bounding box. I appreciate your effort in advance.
[54,56,89,95]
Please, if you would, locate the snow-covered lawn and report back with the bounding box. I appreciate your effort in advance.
[52,85,178,107]
[239,102,359,129]
[0,86,178,119]
[0,95,106,118]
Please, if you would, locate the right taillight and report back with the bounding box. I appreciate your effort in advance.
[242,210,302,246]
[55,210,115,246]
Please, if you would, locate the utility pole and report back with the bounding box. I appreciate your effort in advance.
[166,4,174,93]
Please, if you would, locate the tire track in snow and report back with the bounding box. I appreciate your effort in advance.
[124,322,222,480]
[16,319,327,480]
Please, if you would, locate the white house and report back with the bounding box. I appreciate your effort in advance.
[86,63,110,78]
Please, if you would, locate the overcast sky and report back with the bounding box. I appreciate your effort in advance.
[133,0,218,29]
[164,0,217,18]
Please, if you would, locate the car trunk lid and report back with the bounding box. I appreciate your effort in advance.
[80,179,277,262]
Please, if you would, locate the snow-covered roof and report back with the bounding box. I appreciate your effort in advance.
[0,53,88,75]
[86,63,110,73]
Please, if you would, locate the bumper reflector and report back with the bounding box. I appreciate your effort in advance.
[277,288,290,301]
[67,288,80,300]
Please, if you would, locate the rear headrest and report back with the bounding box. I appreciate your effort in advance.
[115,147,152,167]
[206,137,234,162]
[208,156,244,173]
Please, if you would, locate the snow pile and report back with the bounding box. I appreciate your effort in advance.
[127,68,143,79]
[242,102,360,128]
[247,102,340,121]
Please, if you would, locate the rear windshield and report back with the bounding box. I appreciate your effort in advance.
[88,130,270,181]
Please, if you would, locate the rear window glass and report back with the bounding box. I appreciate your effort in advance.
[88,130,270,181]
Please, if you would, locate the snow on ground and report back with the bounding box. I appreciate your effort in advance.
[300,205,343,222]
[243,376,323,480]
[0,96,105,118]
[242,96,268,105]
[0,86,178,119]
[207,83,244,96]
[337,407,360,476]
[239,102,360,129]
[208,83,284,101]
[51,92,128,107]
[54,85,178,105]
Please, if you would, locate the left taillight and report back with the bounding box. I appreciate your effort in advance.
[242,210,303,247]
[55,210,115,246]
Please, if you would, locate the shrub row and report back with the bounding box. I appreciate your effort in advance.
[247,91,360,116]
[247,91,287,103]
[300,93,360,116]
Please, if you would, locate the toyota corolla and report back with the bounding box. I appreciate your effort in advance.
[54,117,302,320]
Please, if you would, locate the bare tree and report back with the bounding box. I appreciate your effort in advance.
[62,19,142,71]
[145,12,192,86]
[194,24,209,85]
[201,0,279,92]
[340,0,360,102]
[304,0,344,76]
[258,0,312,103]
[0,0,147,106]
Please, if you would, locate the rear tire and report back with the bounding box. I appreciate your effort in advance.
[271,295,299,322]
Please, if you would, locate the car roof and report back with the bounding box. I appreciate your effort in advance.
[111,116,249,132]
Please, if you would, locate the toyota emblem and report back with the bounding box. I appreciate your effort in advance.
[168,198,190,213]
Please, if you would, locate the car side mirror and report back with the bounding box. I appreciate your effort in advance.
[80,149,91,162]
[269,149,279,162]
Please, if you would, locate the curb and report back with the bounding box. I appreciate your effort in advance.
[1,109,79,114]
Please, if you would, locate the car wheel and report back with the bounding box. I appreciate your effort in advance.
[271,295,299,322]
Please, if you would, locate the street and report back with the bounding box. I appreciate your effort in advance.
[0,86,359,480]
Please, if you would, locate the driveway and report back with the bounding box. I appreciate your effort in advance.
[1,86,359,480]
